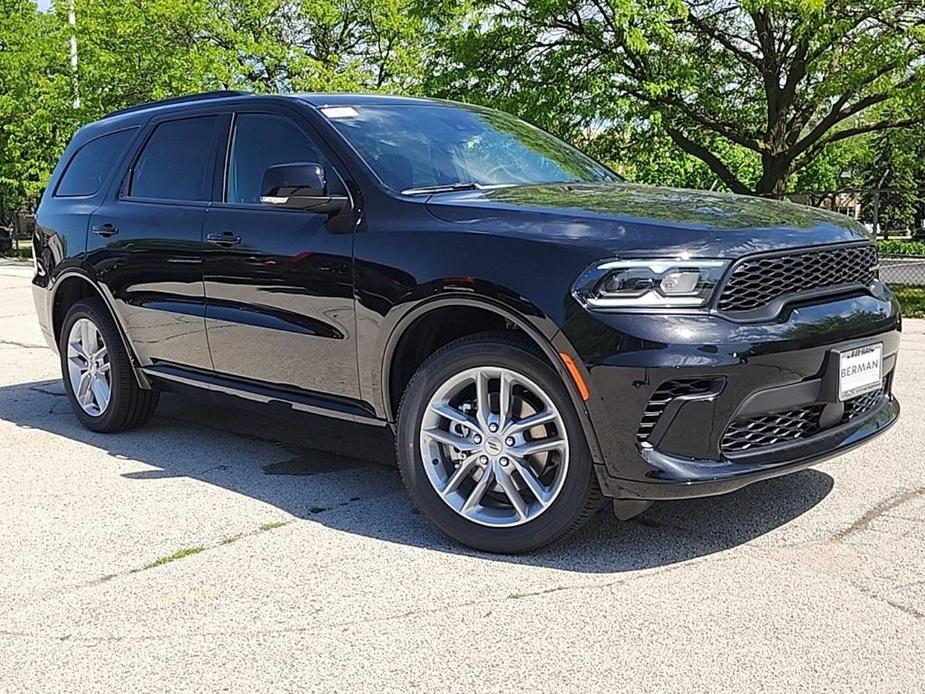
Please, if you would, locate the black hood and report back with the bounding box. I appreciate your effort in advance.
[424,181,872,259]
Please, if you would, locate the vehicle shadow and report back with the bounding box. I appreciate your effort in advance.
[1,379,835,573]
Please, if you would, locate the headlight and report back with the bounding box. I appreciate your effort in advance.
[574,259,729,309]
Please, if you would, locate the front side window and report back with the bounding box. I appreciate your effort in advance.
[227,113,335,205]
[322,103,618,192]
[129,117,219,201]
[56,128,137,197]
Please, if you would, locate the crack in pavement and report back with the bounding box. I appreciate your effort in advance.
[0,519,299,623]
[27,385,66,397]
[736,487,925,623]
[0,339,46,350]
[0,559,705,644]
[849,580,925,620]
[832,488,925,542]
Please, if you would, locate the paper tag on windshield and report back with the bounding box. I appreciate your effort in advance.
[321,106,359,118]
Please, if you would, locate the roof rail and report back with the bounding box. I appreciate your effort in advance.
[102,91,248,120]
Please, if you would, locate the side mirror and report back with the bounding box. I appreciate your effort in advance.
[260,163,348,214]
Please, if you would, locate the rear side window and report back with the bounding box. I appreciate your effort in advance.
[55,129,137,197]
[128,116,219,201]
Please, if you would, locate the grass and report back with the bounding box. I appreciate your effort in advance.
[142,545,205,570]
[258,520,289,531]
[892,285,925,318]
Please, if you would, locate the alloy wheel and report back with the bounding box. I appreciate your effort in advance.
[419,366,570,527]
[66,317,112,417]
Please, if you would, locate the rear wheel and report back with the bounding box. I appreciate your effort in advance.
[396,333,601,553]
[59,298,159,432]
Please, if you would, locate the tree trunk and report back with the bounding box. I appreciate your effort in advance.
[755,154,791,198]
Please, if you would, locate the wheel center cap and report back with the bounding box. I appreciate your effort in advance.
[485,437,503,456]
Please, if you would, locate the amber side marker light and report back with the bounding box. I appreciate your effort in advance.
[559,352,591,401]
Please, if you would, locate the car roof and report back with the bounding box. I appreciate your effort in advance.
[77,92,467,147]
[296,93,452,108]
[101,91,454,122]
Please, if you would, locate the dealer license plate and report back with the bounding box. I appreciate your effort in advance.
[837,343,883,401]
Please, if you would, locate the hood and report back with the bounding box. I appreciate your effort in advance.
[423,181,872,258]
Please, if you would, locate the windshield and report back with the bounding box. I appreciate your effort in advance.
[321,103,619,192]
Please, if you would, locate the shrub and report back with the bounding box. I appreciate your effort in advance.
[878,239,925,257]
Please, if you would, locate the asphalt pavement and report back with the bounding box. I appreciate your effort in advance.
[1,259,923,693]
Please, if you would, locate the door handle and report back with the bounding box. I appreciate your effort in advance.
[206,232,242,247]
[91,223,119,237]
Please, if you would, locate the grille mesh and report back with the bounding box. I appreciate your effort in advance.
[637,379,716,442]
[843,382,887,421]
[717,245,877,313]
[722,380,888,454]
[721,405,825,453]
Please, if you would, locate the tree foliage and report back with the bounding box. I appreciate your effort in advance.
[0,0,429,221]
[1,0,924,222]
[0,0,75,222]
[424,0,925,197]
[860,122,925,231]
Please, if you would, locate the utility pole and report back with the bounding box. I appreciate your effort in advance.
[68,0,80,109]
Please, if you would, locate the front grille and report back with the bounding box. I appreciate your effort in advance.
[637,378,716,442]
[721,405,825,453]
[717,244,877,314]
[843,381,887,421]
[722,379,889,454]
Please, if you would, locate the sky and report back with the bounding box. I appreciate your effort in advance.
[36,0,52,11]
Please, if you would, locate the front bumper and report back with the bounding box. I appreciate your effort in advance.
[561,285,902,501]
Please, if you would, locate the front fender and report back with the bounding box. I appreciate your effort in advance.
[370,290,605,466]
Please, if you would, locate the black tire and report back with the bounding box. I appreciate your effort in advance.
[396,332,601,553]
[59,298,159,433]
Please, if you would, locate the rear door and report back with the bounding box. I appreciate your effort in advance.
[202,108,360,399]
[87,112,228,371]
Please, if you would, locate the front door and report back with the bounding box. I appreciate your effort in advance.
[202,110,360,399]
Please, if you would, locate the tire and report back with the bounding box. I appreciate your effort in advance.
[59,298,159,433]
[396,332,601,553]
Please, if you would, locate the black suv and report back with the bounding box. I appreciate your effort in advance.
[33,92,900,552]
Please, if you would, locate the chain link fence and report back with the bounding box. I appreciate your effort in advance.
[879,255,925,317]
[786,187,925,317]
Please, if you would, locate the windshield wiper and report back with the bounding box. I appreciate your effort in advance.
[401,182,482,195]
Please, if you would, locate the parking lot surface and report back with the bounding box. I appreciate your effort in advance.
[1,259,923,693]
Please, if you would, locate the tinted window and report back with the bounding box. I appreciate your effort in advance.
[227,114,334,205]
[323,104,617,192]
[55,129,137,197]
[129,117,218,201]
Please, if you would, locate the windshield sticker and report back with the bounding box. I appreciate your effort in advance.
[321,106,359,119]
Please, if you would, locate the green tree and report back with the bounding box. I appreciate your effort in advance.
[201,0,430,93]
[66,0,429,110]
[0,0,431,218]
[0,0,74,223]
[425,0,925,197]
[861,123,923,233]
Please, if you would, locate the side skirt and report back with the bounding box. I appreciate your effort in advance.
[142,363,387,427]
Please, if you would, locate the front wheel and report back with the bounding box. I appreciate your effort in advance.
[396,333,601,553]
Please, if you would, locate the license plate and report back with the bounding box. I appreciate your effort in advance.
[837,343,883,401]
